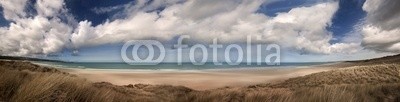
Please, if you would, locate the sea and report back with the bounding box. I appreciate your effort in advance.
[32,61,332,70]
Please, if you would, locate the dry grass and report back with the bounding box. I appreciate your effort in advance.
[286,84,400,102]
[178,64,400,102]
[0,61,193,102]
[0,68,133,102]
[178,87,292,102]
[1,60,400,102]
[177,83,400,102]
[272,64,400,88]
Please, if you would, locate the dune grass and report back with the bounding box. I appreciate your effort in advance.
[273,64,400,88]
[178,83,400,102]
[179,64,400,102]
[0,61,195,102]
[0,68,133,102]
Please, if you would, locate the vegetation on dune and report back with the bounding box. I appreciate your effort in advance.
[1,59,400,102]
[346,54,400,65]
[180,83,400,102]
[272,64,400,88]
[0,61,193,102]
[180,64,400,102]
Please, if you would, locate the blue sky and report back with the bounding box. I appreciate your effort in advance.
[0,7,9,27]
[0,0,399,62]
[65,0,133,26]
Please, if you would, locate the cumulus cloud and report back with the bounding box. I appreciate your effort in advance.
[36,0,64,17]
[361,0,400,52]
[268,3,360,54]
[0,0,72,56]
[0,0,360,56]
[0,0,28,21]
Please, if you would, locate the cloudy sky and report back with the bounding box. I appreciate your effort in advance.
[0,0,399,62]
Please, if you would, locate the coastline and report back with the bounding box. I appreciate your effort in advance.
[58,64,337,90]
[2,57,400,101]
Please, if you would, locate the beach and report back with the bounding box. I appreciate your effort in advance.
[2,57,400,101]
[60,65,336,90]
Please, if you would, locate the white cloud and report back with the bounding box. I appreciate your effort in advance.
[0,0,72,56]
[0,0,361,56]
[0,16,72,55]
[36,0,64,17]
[0,0,28,21]
[102,0,186,19]
[92,4,126,14]
[362,25,400,52]
[268,3,361,54]
[177,0,242,21]
[361,0,400,53]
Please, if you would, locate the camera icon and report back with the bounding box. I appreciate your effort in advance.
[121,40,165,65]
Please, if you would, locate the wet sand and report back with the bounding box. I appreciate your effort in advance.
[60,65,337,90]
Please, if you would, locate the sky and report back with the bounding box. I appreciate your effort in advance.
[0,0,399,62]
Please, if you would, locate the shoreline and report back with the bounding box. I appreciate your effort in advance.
[57,64,338,90]
[33,61,340,71]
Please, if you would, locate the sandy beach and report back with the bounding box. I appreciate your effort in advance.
[60,65,336,90]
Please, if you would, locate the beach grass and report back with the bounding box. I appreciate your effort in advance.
[180,64,400,102]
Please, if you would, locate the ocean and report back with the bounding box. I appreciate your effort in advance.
[32,61,332,70]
